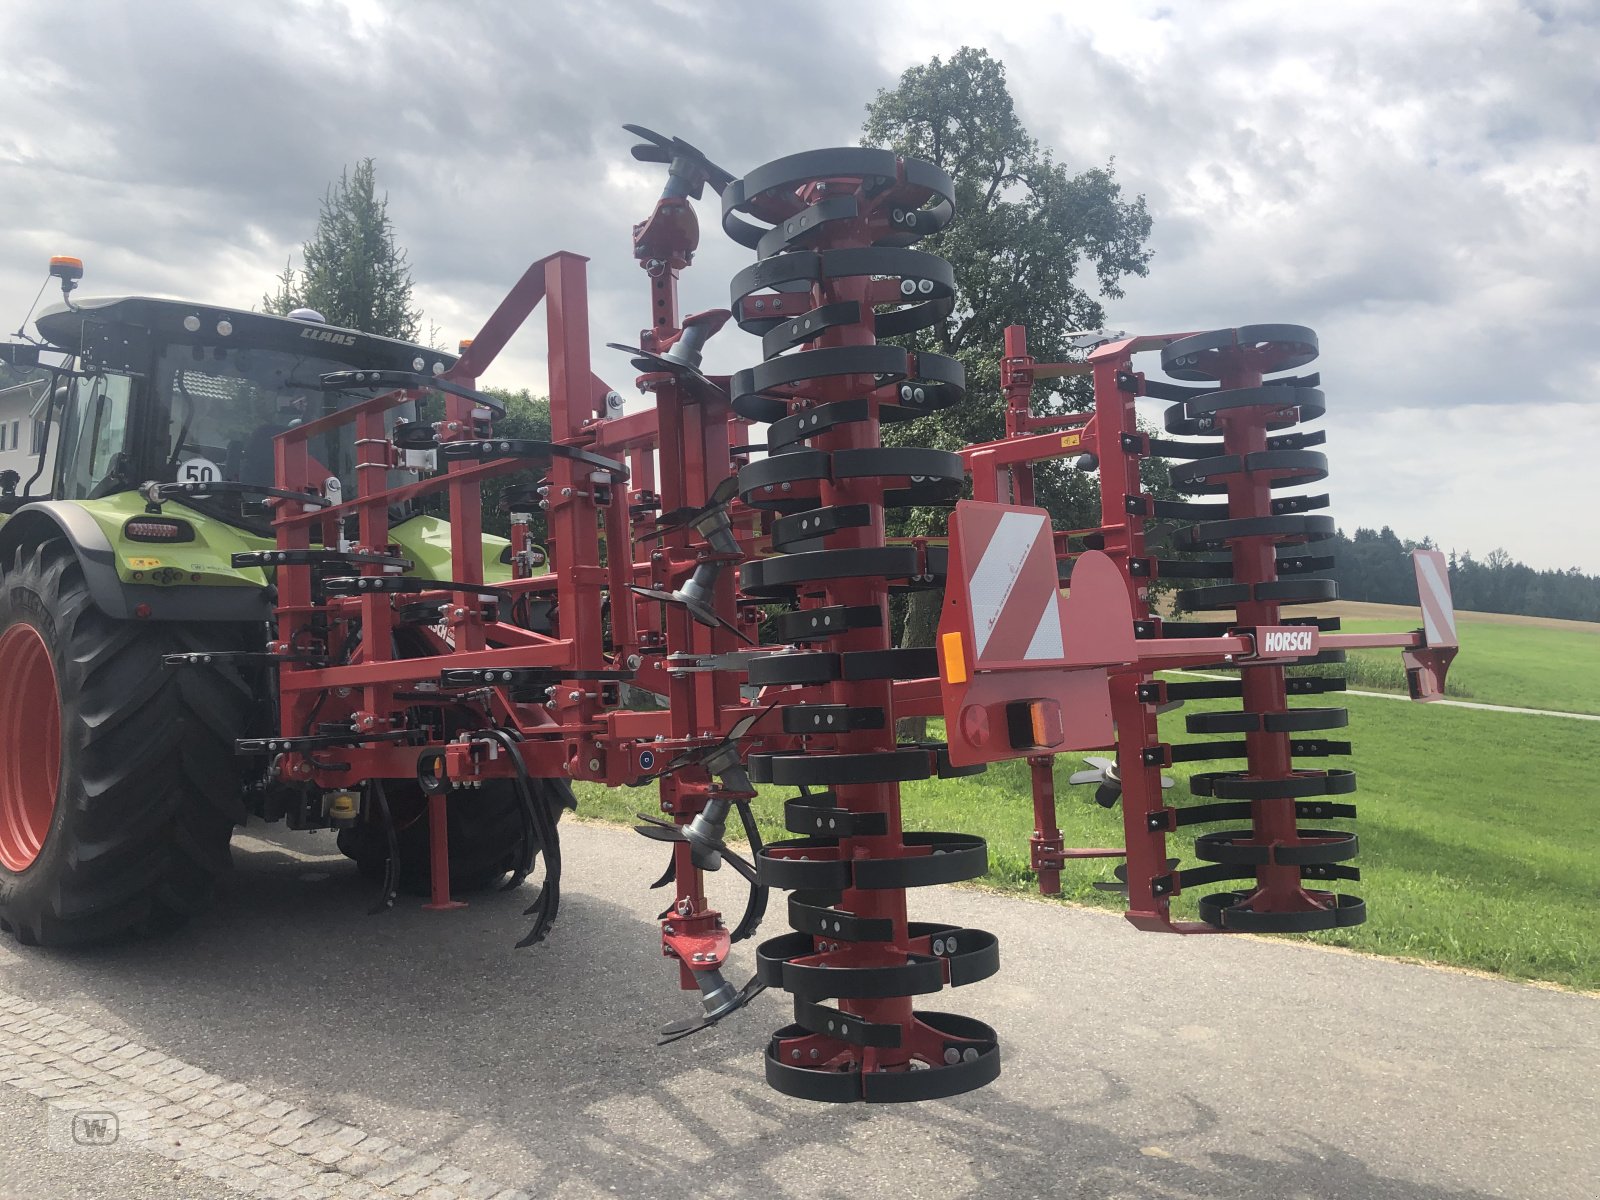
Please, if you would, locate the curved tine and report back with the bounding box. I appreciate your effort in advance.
[516,895,555,947]
[708,610,756,647]
[650,857,677,890]
[480,728,562,945]
[707,474,740,508]
[726,700,780,743]
[674,137,736,192]
[727,801,769,943]
[501,770,541,891]
[658,747,705,776]
[367,780,399,915]
[501,795,535,891]
[634,824,687,844]
[623,124,673,163]
[656,977,768,1046]
[720,846,760,886]
[1100,857,1178,892]
[651,506,700,529]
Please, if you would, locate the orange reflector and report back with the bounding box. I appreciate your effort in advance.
[1030,699,1064,748]
[1005,698,1065,750]
[941,631,967,684]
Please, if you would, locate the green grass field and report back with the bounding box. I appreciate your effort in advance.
[1328,615,1600,714]
[576,687,1600,991]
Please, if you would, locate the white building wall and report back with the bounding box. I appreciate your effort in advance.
[0,385,52,492]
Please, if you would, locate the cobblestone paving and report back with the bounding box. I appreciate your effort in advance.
[0,990,528,1200]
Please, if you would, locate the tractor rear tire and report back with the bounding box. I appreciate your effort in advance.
[337,778,574,896]
[0,538,256,946]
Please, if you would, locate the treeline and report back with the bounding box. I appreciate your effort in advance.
[1330,527,1600,623]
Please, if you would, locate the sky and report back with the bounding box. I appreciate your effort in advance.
[1,0,1595,571]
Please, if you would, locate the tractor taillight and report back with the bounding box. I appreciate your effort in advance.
[124,518,195,543]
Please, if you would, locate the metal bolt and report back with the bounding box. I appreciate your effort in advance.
[568,691,582,701]
[588,758,601,772]
[626,654,642,670]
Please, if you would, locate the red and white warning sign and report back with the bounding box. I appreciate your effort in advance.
[1411,549,1458,648]
[937,501,1139,767]
[962,507,1065,665]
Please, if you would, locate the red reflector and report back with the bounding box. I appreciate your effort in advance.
[124,519,194,543]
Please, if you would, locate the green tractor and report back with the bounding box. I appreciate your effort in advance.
[0,259,559,946]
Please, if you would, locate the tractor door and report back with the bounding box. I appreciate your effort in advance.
[55,371,136,500]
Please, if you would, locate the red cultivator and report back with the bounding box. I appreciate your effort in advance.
[224,129,1456,1103]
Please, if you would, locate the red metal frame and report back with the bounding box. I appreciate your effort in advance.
[951,325,1457,932]
[260,178,795,987]
[244,129,1458,1104]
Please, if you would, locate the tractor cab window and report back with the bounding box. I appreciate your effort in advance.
[150,343,400,529]
[57,372,133,500]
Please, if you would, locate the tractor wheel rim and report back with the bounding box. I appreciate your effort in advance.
[0,624,61,872]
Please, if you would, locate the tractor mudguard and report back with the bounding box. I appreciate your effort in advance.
[390,514,513,584]
[0,502,272,623]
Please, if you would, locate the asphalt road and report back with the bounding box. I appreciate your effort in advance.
[0,819,1595,1200]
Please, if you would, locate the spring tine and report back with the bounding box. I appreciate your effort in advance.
[501,781,539,891]
[366,780,399,916]
[649,858,677,890]
[728,800,769,943]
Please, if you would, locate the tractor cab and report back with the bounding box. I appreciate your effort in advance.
[30,295,455,534]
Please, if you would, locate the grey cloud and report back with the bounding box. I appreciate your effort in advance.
[0,0,1595,568]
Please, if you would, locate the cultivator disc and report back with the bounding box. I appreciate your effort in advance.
[720,148,1001,1101]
